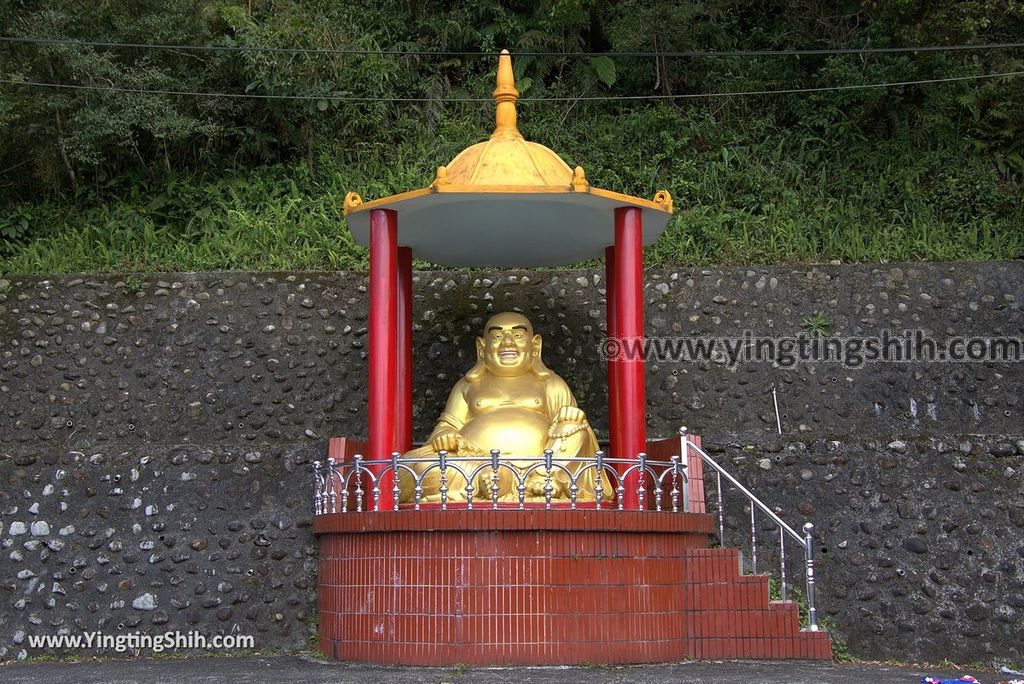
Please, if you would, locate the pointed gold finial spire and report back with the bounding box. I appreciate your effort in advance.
[491,49,521,140]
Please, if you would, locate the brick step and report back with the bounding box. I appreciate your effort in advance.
[769,599,799,620]
[689,609,797,640]
[686,600,830,659]
[687,574,769,610]
[682,547,742,582]
[688,629,831,660]
[682,547,833,661]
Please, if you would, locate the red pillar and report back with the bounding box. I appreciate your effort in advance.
[369,209,398,509]
[395,246,414,453]
[605,246,621,462]
[613,207,645,509]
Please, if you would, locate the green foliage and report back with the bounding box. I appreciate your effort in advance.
[768,576,851,662]
[0,0,1022,273]
[801,312,832,335]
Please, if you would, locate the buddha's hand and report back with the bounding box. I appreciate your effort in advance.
[548,405,588,439]
[430,432,461,454]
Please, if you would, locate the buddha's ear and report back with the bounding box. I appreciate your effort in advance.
[475,336,485,359]
[531,333,542,357]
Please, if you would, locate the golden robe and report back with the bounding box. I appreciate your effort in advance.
[399,372,608,503]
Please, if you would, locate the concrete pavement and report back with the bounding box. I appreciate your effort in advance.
[0,655,999,684]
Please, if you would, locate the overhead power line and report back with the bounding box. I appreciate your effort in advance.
[2,34,1024,58]
[1,70,1021,102]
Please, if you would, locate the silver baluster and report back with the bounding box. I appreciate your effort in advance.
[750,505,757,575]
[464,450,476,509]
[438,450,449,511]
[312,461,322,515]
[490,449,501,509]
[321,459,330,515]
[413,471,423,512]
[716,470,724,545]
[779,526,788,602]
[391,452,401,512]
[594,451,604,510]
[338,466,348,513]
[353,455,364,512]
[679,426,689,513]
[804,522,820,631]
[327,458,338,514]
[517,470,526,510]
[670,455,680,513]
[637,451,647,510]
[652,457,663,512]
[616,472,625,511]
[569,472,579,511]
[543,449,554,510]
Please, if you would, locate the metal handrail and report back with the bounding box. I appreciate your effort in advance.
[311,428,820,632]
[680,427,821,632]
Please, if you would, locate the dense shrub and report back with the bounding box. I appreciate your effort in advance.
[1,1,1021,272]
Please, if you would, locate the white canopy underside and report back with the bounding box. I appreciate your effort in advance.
[346,192,672,267]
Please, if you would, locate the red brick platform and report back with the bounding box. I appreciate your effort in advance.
[315,510,831,664]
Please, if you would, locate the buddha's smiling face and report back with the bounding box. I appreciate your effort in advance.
[477,312,540,378]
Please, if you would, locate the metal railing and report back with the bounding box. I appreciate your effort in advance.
[680,426,821,631]
[312,450,688,513]
[310,426,821,632]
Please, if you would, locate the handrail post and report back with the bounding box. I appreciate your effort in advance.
[353,455,364,512]
[779,526,788,602]
[803,522,820,631]
[678,426,689,513]
[327,457,339,513]
[391,452,401,512]
[750,505,757,575]
[543,449,554,509]
[438,450,449,511]
[490,449,501,509]
[637,451,647,510]
[716,471,724,545]
[312,460,323,515]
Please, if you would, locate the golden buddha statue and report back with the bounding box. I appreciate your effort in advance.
[400,312,610,503]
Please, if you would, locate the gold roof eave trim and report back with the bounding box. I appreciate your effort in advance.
[343,185,673,217]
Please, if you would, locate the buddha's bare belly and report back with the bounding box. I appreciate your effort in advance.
[458,407,549,456]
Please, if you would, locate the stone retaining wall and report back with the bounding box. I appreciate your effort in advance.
[1,262,1021,662]
[1,261,1020,445]
[702,431,1024,664]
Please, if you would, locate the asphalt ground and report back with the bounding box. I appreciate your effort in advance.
[0,655,1003,684]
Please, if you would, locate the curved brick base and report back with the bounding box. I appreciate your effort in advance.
[314,510,830,665]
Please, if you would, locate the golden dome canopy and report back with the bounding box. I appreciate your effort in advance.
[343,50,673,267]
[440,51,574,187]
